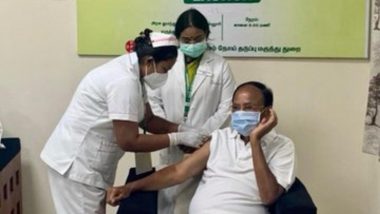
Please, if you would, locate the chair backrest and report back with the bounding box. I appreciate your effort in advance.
[268,177,317,214]
[0,138,22,214]
[0,138,21,170]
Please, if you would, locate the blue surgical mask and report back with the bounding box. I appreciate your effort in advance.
[231,111,261,137]
[180,41,207,58]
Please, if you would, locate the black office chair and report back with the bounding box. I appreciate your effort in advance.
[0,138,22,214]
[268,178,317,214]
[117,168,157,214]
[117,170,317,214]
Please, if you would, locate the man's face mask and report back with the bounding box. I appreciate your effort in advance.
[179,40,207,58]
[143,60,168,89]
[231,110,261,137]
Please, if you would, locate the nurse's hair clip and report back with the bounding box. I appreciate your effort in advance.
[140,29,153,46]
[125,40,135,53]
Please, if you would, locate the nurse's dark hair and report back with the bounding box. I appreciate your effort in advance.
[174,8,210,39]
[233,81,274,107]
[134,29,177,63]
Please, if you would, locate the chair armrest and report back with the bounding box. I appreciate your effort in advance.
[268,178,317,214]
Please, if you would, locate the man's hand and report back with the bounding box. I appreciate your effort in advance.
[250,108,277,141]
[106,185,132,206]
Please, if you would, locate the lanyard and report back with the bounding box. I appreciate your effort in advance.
[183,66,193,121]
[183,57,200,121]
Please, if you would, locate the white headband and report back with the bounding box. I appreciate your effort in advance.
[150,32,178,48]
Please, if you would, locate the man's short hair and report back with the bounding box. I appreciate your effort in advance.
[233,81,274,107]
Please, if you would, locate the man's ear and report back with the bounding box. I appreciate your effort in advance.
[261,107,271,120]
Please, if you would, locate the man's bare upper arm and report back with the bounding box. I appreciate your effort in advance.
[177,142,211,178]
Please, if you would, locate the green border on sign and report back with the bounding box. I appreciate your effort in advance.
[184,0,260,3]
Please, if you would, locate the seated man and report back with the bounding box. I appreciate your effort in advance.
[107,81,296,214]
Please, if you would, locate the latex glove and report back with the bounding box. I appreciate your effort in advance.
[178,123,195,132]
[178,123,210,137]
[168,131,205,148]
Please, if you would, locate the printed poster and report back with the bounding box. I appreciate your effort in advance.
[77,0,369,58]
[363,0,380,157]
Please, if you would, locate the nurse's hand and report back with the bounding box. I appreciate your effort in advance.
[168,131,208,148]
[178,123,209,136]
[179,135,211,153]
[178,123,193,132]
[178,145,197,153]
[106,185,132,206]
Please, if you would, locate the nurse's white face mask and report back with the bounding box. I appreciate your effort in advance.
[143,59,168,89]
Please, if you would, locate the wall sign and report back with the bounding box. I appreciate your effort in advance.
[77,0,369,58]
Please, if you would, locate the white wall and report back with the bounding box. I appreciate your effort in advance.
[0,1,378,213]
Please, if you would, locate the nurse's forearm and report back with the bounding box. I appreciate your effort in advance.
[113,120,172,152]
[143,103,178,134]
[144,115,178,134]
[121,134,171,152]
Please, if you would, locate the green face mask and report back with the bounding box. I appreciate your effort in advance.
[179,40,207,58]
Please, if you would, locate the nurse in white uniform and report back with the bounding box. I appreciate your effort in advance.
[148,9,236,214]
[40,29,205,214]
